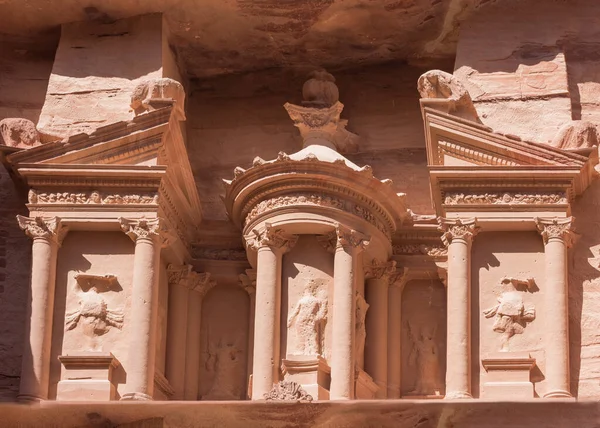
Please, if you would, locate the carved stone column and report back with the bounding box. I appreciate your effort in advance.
[239,271,257,390]
[536,217,573,398]
[387,268,407,399]
[16,216,67,402]
[330,224,369,400]
[184,272,215,400]
[165,265,191,400]
[119,217,164,400]
[246,224,297,400]
[364,259,396,399]
[438,218,478,399]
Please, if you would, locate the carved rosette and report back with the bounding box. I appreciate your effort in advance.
[263,380,313,402]
[364,259,396,281]
[438,218,479,246]
[335,224,370,253]
[16,215,68,245]
[535,217,574,247]
[245,222,298,253]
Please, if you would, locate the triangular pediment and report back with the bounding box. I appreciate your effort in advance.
[423,107,589,168]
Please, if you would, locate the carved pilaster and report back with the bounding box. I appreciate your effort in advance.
[17,215,68,245]
[245,222,298,253]
[438,217,479,246]
[335,224,370,253]
[535,217,574,247]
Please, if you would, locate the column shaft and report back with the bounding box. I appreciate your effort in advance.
[330,245,355,399]
[365,277,388,398]
[543,238,570,397]
[445,237,471,398]
[251,246,279,399]
[19,237,58,401]
[387,284,403,399]
[247,292,256,390]
[165,282,189,399]
[123,237,159,400]
[184,290,203,400]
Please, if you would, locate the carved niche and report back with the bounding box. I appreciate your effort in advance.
[287,280,328,357]
[483,277,536,351]
[64,274,124,351]
[202,336,245,400]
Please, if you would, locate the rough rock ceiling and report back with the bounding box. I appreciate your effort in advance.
[0,0,495,78]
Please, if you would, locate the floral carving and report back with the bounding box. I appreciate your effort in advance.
[392,244,447,257]
[535,217,574,246]
[245,194,345,226]
[27,189,159,205]
[444,192,568,205]
[119,217,163,242]
[336,224,370,252]
[245,223,298,252]
[167,264,216,297]
[364,259,396,280]
[438,218,479,246]
[16,215,68,244]
[264,380,313,402]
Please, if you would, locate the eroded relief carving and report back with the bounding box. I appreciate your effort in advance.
[264,380,313,402]
[287,280,328,356]
[483,277,536,351]
[203,337,244,400]
[355,292,369,368]
[130,77,186,121]
[406,321,442,396]
[65,274,124,351]
[444,192,568,205]
[551,120,599,150]
[27,189,159,205]
[0,118,40,148]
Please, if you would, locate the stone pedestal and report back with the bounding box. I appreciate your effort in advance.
[281,356,330,400]
[481,353,536,399]
[355,368,378,399]
[57,353,120,401]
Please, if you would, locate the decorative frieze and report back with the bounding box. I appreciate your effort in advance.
[392,244,447,257]
[443,191,568,205]
[28,189,159,205]
[193,247,247,261]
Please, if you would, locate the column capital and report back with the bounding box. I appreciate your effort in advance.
[167,264,215,297]
[335,223,370,253]
[535,217,574,247]
[16,215,68,245]
[438,217,479,246]
[245,222,298,253]
[388,266,409,289]
[238,270,257,295]
[364,259,396,281]
[119,217,173,246]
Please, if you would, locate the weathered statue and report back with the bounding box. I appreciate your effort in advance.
[287,280,328,356]
[302,69,339,108]
[417,69,481,123]
[483,277,536,351]
[203,338,244,400]
[354,291,369,368]
[130,77,186,121]
[407,321,442,396]
[551,120,599,151]
[0,118,40,148]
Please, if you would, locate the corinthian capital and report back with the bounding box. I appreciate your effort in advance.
[16,215,68,245]
[190,272,216,298]
[388,266,409,289]
[364,259,397,280]
[335,224,370,252]
[438,218,479,246]
[119,217,167,243]
[245,223,298,253]
[535,217,574,246]
[167,264,215,297]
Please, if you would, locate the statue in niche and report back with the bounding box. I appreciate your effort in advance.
[203,337,244,400]
[407,321,442,396]
[483,277,536,351]
[65,274,124,351]
[354,291,369,368]
[287,280,328,356]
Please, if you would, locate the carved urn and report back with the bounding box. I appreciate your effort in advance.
[302,70,339,108]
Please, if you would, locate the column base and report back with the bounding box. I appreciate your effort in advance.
[481,353,536,400]
[281,355,331,400]
[16,394,44,403]
[120,392,154,401]
[543,390,573,399]
[444,391,473,399]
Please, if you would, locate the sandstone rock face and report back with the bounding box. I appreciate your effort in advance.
[551,120,599,150]
[0,118,40,148]
[131,78,186,121]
